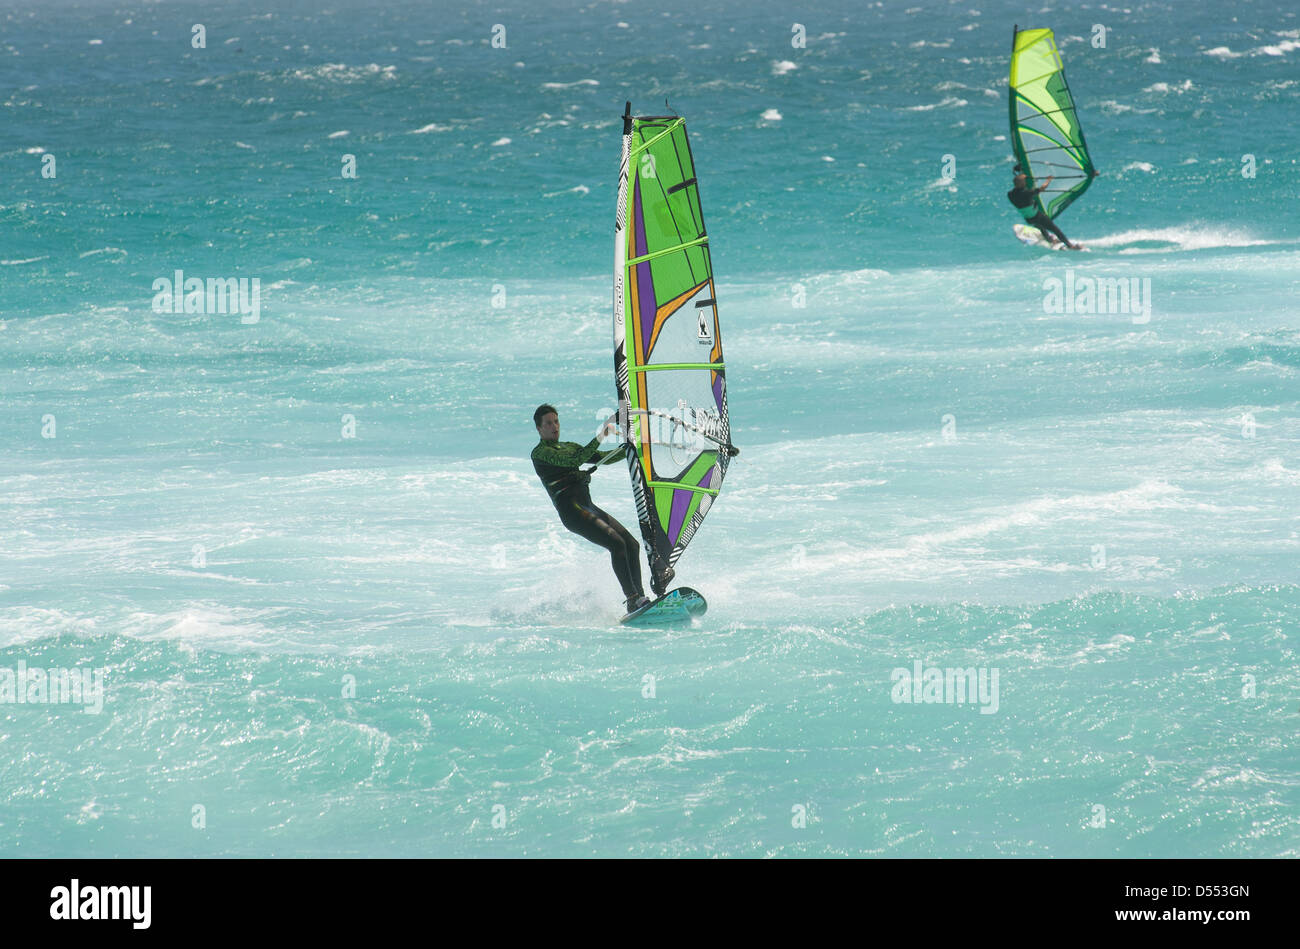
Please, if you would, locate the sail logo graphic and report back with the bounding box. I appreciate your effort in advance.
[657,401,724,463]
[697,310,712,344]
[674,402,723,444]
[691,406,723,442]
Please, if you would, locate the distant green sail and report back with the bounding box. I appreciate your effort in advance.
[1009,26,1097,219]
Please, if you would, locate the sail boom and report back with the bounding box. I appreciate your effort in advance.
[646,481,720,497]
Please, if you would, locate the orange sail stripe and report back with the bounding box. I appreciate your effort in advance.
[708,292,722,364]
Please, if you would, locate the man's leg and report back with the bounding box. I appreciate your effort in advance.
[560,502,644,599]
[1032,213,1072,247]
[635,522,674,597]
[649,560,674,597]
[594,506,644,598]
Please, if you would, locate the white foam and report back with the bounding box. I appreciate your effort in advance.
[1098,100,1158,115]
[1248,459,1300,485]
[126,606,299,652]
[830,267,892,285]
[907,480,1184,550]
[1258,40,1300,56]
[1144,79,1192,94]
[761,108,782,121]
[542,185,590,197]
[905,96,967,111]
[286,63,397,83]
[1085,225,1275,252]
[772,60,797,76]
[0,608,100,647]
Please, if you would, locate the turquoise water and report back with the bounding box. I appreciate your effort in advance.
[2,0,1297,857]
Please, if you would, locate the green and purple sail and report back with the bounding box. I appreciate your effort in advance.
[612,103,736,578]
[1009,26,1097,219]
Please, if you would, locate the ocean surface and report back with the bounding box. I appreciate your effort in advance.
[2,0,1297,857]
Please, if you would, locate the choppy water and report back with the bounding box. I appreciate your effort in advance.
[2,0,1297,856]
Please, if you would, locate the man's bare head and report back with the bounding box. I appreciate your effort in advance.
[534,404,559,441]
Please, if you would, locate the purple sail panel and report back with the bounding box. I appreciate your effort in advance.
[633,175,657,354]
[698,467,714,490]
[667,487,692,547]
[712,375,724,412]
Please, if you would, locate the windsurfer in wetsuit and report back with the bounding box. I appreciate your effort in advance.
[530,404,673,613]
[1007,165,1080,249]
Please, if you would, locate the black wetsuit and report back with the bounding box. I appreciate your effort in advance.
[1007,185,1073,247]
[532,437,644,599]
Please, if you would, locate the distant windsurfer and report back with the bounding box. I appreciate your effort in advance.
[1007,165,1080,249]
[531,404,672,613]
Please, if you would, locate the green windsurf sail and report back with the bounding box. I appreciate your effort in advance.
[1009,25,1097,218]
[612,102,738,580]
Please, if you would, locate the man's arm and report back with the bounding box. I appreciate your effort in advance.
[591,443,629,466]
[532,437,603,468]
[592,412,627,465]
